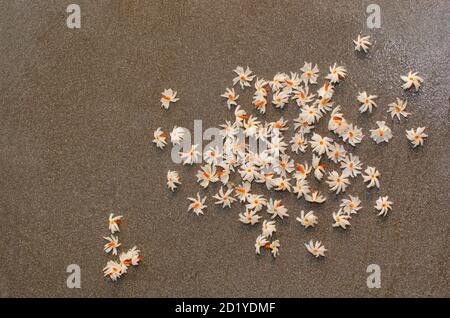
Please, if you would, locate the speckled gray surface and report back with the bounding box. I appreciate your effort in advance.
[1,0,449,297]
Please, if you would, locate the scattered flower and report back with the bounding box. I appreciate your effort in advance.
[406,127,428,147]
[357,91,378,113]
[153,127,167,149]
[233,66,255,89]
[362,166,381,189]
[296,210,318,228]
[160,88,179,109]
[103,235,121,255]
[305,240,327,258]
[187,193,207,216]
[401,71,423,91]
[167,170,181,191]
[353,35,372,53]
[108,213,123,234]
[375,196,393,217]
[387,98,410,121]
[370,121,393,144]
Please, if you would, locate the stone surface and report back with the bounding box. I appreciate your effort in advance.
[0,0,449,297]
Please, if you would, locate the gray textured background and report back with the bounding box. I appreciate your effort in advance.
[1,0,449,297]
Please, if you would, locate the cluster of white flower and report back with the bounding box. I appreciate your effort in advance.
[102,214,142,281]
[154,35,428,260]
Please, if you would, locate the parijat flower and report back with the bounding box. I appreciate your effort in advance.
[312,154,326,180]
[296,210,318,228]
[370,121,393,144]
[153,127,167,149]
[167,170,181,191]
[213,187,236,208]
[160,88,179,109]
[233,66,255,89]
[374,196,393,217]
[255,234,269,254]
[340,154,362,178]
[240,209,261,225]
[187,193,207,216]
[332,209,351,229]
[108,213,123,234]
[406,127,428,147]
[305,190,327,203]
[310,133,332,155]
[290,133,308,154]
[300,62,319,85]
[342,124,364,146]
[103,260,123,281]
[272,90,290,108]
[326,63,347,83]
[387,98,410,121]
[267,199,289,219]
[103,235,121,255]
[326,171,351,194]
[362,166,381,189]
[268,240,280,258]
[327,142,347,163]
[293,179,311,199]
[196,164,218,188]
[170,126,185,145]
[357,91,378,113]
[401,71,423,90]
[246,194,267,212]
[305,240,327,258]
[269,72,288,92]
[353,35,372,53]
[180,144,201,165]
[221,88,239,109]
[340,195,362,215]
[261,220,276,237]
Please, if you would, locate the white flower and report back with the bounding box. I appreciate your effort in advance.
[290,133,308,154]
[284,72,301,91]
[234,105,248,126]
[180,144,201,165]
[170,126,185,145]
[401,71,423,90]
[274,154,294,176]
[271,117,289,132]
[388,98,410,121]
[167,170,181,191]
[220,121,238,139]
[292,86,315,107]
[246,194,267,212]
[358,91,378,113]
[234,182,251,202]
[375,196,393,217]
[240,209,261,225]
[160,88,179,109]
[294,113,315,134]
[108,213,123,234]
[296,210,318,228]
[239,163,259,183]
[272,90,290,108]
[317,81,334,99]
[255,234,269,254]
[253,94,267,113]
[305,190,327,203]
[406,127,428,148]
[255,78,269,96]
[312,155,326,180]
[268,240,280,258]
[293,162,311,180]
[353,35,372,53]
[342,124,364,146]
[305,240,327,258]
[309,133,332,155]
[300,62,319,85]
[327,142,347,163]
[233,66,255,89]
[328,106,347,135]
[119,246,142,270]
[262,220,276,237]
[301,104,322,123]
[340,154,362,178]
[332,209,351,229]
[340,195,362,215]
[153,127,167,149]
[326,63,347,83]
[213,187,236,208]
[326,171,350,194]
[187,193,207,216]
[267,199,289,219]
[316,96,334,114]
[221,88,239,109]
[103,235,121,255]
[103,260,123,281]
[196,164,218,188]
[269,72,288,92]
[370,121,393,144]
[293,179,311,199]
[203,146,222,166]
[362,166,381,188]
[273,177,292,192]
